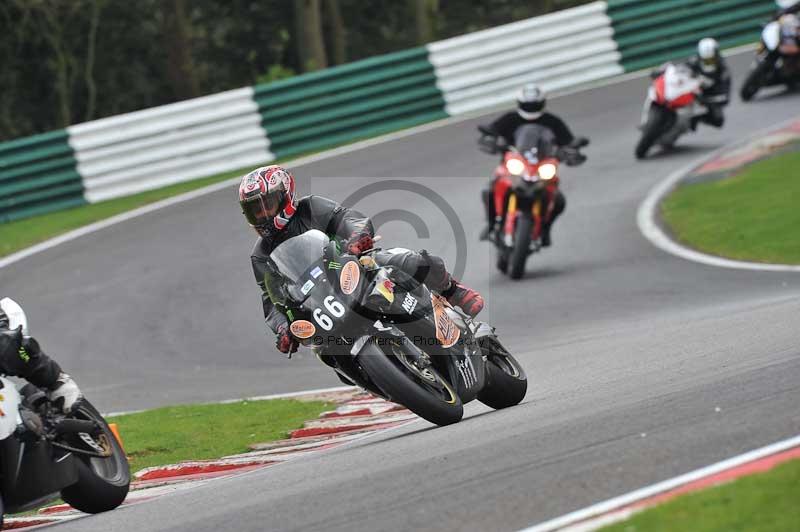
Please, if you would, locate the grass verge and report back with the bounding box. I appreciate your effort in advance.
[0,168,244,258]
[107,398,332,472]
[661,147,800,264]
[601,458,800,532]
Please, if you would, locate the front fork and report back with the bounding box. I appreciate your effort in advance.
[502,192,549,247]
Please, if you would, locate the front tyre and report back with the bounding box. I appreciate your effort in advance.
[358,343,463,426]
[635,105,668,159]
[60,400,130,514]
[509,214,533,280]
[740,60,770,102]
[477,337,527,409]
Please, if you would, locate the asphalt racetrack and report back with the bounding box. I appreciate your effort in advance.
[4,52,800,531]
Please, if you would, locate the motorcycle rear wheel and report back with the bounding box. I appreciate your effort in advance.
[496,250,509,273]
[60,400,130,514]
[509,214,533,280]
[477,337,527,409]
[359,342,463,426]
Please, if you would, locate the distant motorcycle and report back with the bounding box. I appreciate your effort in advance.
[262,230,528,426]
[478,125,588,279]
[0,298,129,527]
[635,63,708,159]
[740,17,800,101]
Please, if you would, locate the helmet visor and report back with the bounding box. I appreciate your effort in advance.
[702,56,717,67]
[242,191,284,226]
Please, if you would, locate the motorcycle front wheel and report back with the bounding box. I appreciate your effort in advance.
[358,342,463,426]
[740,59,771,102]
[509,214,533,280]
[60,400,130,514]
[635,105,669,159]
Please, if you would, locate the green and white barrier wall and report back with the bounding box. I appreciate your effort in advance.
[0,0,779,222]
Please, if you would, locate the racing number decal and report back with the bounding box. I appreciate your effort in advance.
[313,296,346,331]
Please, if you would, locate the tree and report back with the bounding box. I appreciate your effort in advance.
[412,0,439,44]
[293,0,327,72]
[325,0,347,65]
[161,0,201,100]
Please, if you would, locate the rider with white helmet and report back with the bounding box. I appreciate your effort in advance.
[0,300,82,413]
[686,38,731,129]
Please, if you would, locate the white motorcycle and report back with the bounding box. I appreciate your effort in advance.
[635,63,710,159]
[741,15,800,101]
[0,298,129,526]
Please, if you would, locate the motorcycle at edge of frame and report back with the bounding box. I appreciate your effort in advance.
[0,298,130,527]
[740,14,800,101]
[477,124,588,280]
[262,231,528,427]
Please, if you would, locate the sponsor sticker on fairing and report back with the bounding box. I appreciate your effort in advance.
[402,293,417,314]
[290,320,316,339]
[340,261,360,295]
[431,294,460,348]
[310,266,323,279]
[301,280,315,295]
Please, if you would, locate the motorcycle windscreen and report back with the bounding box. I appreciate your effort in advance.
[265,229,331,304]
[514,124,558,161]
[269,230,329,284]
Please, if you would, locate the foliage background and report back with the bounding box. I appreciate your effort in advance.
[1,0,589,141]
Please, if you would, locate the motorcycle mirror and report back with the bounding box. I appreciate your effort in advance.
[0,297,29,335]
[575,137,590,148]
[477,125,494,135]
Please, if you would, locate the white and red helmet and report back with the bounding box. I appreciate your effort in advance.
[238,165,297,237]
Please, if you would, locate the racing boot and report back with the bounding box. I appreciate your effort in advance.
[541,224,552,247]
[441,279,484,318]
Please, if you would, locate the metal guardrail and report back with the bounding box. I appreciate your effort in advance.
[0,130,84,223]
[67,88,272,203]
[428,1,623,116]
[608,0,776,72]
[254,47,447,159]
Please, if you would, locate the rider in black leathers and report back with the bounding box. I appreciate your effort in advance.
[240,166,485,355]
[479,83,577,246]
[0,303,82,412]
[687,38,731,129]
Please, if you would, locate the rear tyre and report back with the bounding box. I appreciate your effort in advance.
[509,214,533,280]
[60,400,130,514]
[635,105,668,159]
[477,337,527,409]
[1,494,4,529]
[496,251,509,274]
[358,342,463,426]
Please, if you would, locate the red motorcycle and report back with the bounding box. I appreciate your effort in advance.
[479,125,587,279]
[635,63,705,159]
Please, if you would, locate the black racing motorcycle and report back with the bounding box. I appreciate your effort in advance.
[0,299,130,526]
[263,230,528,426]
[741,17,800,101]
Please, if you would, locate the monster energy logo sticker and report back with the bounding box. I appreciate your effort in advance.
[456,357,477,388]
[328,262,342,270]
[18,347,30,363]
